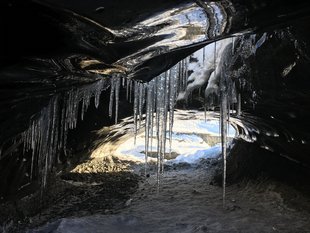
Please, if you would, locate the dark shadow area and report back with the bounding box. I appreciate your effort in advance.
[212,139,310,212]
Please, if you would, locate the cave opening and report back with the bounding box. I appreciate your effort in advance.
[1,0,310,232]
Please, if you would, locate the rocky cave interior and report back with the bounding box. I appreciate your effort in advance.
[1,0,310,232]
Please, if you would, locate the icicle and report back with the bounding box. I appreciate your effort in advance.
[114,77,121,124]
[220,88,228,207]
[138,83,144,127]
[177,61,182,93]
[178,60,182,92]
[126,79,130,101]
[150,80,155,155]
[144,80,155,176]
[168,68,175,155]
[237,93,242,116]
[94,79,104,109]
[250,34,256,55]
[129,80,133,103]
[144,89,150,176]
[255,32,267,51]
[109,77,115,118]
[122,76,125,87]
[133,81,139,144]
[15,78,107,192]
[184,58,188,90]
[214,41,217,74]
[232,37,235,54]
[155,76,161,187]
[203,46,206,62]
[227,99,231,149]
[30,126,36,180]
[161,71,169,174]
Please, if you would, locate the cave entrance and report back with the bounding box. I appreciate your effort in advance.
[115,110,236,166]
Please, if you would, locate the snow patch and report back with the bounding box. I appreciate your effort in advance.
[115,117,234,165]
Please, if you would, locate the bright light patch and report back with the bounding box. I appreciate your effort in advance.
[115,114,236,164]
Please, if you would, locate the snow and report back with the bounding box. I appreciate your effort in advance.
[177,38,232,103]
[173,119,235,137]
[168,144,221,164]
[115,113,235,165]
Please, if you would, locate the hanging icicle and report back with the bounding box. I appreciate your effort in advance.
[108,75,122,124]
[109,77,115,119]
[114,76,121,124]
[19,78,107,189]
[220,92,228,207]
[133,81,140,144]
[127,60,183,185]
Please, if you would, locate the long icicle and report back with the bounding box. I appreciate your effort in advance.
[220,93,228,207]
[237,93,242,116]
[155,76,161,189]
[161,71,169,174]
[138,82,144,127]
[144,81,154,176]
[114,76,121,124]
[168,68,175,156]
[109,77,115,118]
[133,81,139,144]
[213,39,228,207]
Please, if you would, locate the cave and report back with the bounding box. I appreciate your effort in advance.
[1,0,310,232]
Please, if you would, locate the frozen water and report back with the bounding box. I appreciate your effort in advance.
[21,79,107,187]
[17,33,267,194]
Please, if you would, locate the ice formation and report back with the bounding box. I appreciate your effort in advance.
[21,79,107,188]
[3,32,269,201]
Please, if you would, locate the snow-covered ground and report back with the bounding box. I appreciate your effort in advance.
[172,118,235,137]
[115,111,236,164]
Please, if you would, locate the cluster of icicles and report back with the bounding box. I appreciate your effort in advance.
[107,34,267,203]
[20,79,107,189]
[12,34,269,204]
[108,63,182,185]
[108,43,236,203]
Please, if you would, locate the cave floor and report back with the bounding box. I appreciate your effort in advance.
[20,155,310,233]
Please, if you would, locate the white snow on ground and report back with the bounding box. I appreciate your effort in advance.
[173,119,235,137]
[115,132,214,164]
[115,114,236,164]
[168,144,221,164]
